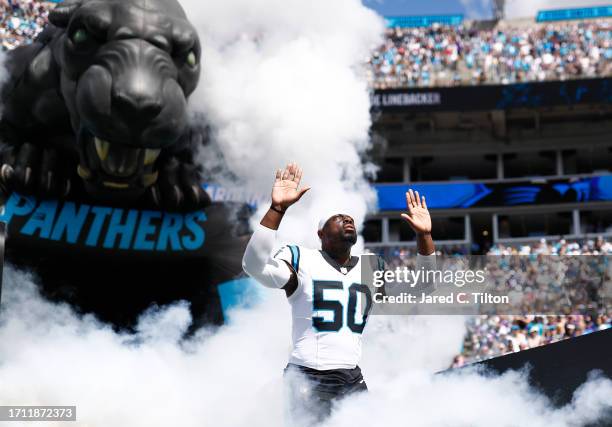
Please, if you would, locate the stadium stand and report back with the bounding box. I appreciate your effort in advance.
[453,235,611,364]
[372,238,612,366]
[2,2,610,88]
[453,312,611,367]
[372,234,611,366]
[367,9,611,367]
[369,19,611,88]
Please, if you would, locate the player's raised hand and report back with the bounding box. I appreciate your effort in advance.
[401,189,432,234]
[271,162,311,211]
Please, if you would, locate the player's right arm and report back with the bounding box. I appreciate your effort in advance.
[242,163,310,290]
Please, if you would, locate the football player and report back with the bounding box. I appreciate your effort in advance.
[242,162,435,422]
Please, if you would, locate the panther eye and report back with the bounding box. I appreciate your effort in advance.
[72,28,89,44]
[186,51,197,67]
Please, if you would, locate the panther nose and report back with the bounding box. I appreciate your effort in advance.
[113,91,163,121]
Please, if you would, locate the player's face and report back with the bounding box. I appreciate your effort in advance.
[322,214,357,245]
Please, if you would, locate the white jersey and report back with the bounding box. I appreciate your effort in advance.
[274,245,372,370]
[241,223,436,372]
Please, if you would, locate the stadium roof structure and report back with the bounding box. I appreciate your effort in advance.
[536,5,612,22]
[385,14,463,28]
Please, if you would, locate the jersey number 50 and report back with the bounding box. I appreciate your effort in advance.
[312,281,373,333]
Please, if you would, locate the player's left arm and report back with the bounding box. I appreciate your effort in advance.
[369,190,436,299]
[402,189,436,293]
[401,189,435,256]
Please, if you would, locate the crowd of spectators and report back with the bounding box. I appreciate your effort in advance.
[1,0,53,51]
[371,237,611,366]
[451,237,611,366]
[489,236,612,256]
[451,312,610,367]
[3,3,610,88]
[369,19,612,88]
[379,235,612,259]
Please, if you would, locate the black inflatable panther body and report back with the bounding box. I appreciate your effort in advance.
[1,0,209,210]
[0,0,247,331]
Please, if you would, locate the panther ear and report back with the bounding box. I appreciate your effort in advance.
[49,0,83,28]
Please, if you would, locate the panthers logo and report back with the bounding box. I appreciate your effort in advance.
[0,0,210,210]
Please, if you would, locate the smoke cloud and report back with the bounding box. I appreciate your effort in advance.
[1,266,611,426]
[182,0,384,249]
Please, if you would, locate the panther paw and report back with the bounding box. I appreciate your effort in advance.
[0,142,72,198]
[145,156,211,211]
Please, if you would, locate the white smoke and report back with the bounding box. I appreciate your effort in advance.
[504,0,612,19]
[1,266,611,427]
[0,266,289,427]
[183,0,384,249]
[324,365,612,427]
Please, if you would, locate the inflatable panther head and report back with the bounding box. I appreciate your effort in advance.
[1,0,209,209]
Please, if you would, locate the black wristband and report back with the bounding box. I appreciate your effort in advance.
[270,205,286,214]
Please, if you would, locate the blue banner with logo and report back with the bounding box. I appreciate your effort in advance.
[375,175,612,211]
